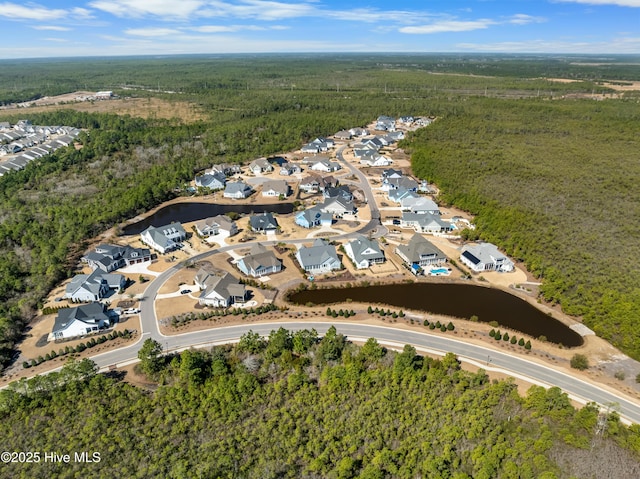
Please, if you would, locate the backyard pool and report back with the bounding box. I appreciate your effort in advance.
[429,268,451,276]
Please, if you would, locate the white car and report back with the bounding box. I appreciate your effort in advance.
[123,308,140,315]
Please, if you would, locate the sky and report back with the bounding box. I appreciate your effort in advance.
[0,0,639,59]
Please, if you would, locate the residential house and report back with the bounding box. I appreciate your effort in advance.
[82,244,151,272]
[386,131,405,142]
[195,215,237,237]
[400,196,440,215]
[349,127,369,137]
[295,206,332,228]
[299,175,321,193]
[196,270,247,307]
[398,116,414,124]
[237,244,283,277]
[321,197,356,218]
[400,212,451,234]
[334,130,352,140]
[359,153,393,167]
[343,236,385,269]
[375,116,396,131]
[249,158,273,175]
[223,180,253,199]
[49,302,111,341]
[310,159,341,173]
[64,269,126,302]
[195,171,226,190]
[396,234,447,274]
[381,168,404,181]
[382,176,419,192]
[140,222,186,254]
[460,243,514,273]
[361,137,385,150]
[301,137,335,154]
[249,212,279,234]
[388,188,419,204]
[323,185,353,202]
[296,239,341,273]
[279,163,301,176]
[261,179,290,198]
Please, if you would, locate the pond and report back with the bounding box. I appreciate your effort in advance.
[123,201,295,235]
[289,282,583,347]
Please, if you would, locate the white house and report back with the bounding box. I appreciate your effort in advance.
[460,243,514,273]
[310,159,341,173]
[261,179,290,198]
[196,270,248,307]
[140,223,186,254]
[64,269,125,302]
[296,239,341,273]
[236,244,282,277]
[400,212,451,234]
[195,215,237,237]
[49,303,111,341]
[249,158,273,175]
[343,236,385,269]
[359,153,393,167]
[223,180,253,199]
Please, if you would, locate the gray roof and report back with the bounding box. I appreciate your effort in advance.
[396,234,446,264]
[345,235,384,265]
[387,177,419,190]
[401,212,449,230]
[196,215,235,233]
[195,171,226,189]
[53,303,109,334]
[262,179,289,195]
[240,244,282,273]
[250,212,279,231]
[296,239,340,269]
[224,180,252,196]
[199,271,246,302]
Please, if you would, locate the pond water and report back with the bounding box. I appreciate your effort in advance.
[289,282,583,347]
[123,201,295,235]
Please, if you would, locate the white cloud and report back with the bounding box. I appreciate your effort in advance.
[554,0,640,6]
[124,28,181,37]
[32,25,72,31]
[200,1,317,20]
[89,0,205,19]
[0,3,69,21]
[508,14,546,25]
[400,20,496,34]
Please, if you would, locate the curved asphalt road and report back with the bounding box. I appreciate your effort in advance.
[12,145,640,424]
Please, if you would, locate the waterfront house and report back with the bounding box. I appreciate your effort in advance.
[195,215,237,237]
[223,180,253,199]
[460,243,514,273]
[343,236,385,269]
[140,223,186,254]
[261,179,290,198]
[396,234,447,274]
[249,212,279,234]
[296,239,341,273]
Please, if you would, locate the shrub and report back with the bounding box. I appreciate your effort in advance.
[367,306,373,314]
[429,323,436,330]
[22,361,30,369]
[524,340,532,350]
[614,370,626,381]
[440,325,447,332]
[570,354,589,371]
[510,336,517,344]
[470,315,479,322]
[518,338,525,346]
[503,333,510,342]
[423,320,429,327]
[489,329,496,338]
[447,322,454,331]
[495,332,502,341]
[435,321,441,329]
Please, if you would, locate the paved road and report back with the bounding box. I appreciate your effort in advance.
[88,321,640,424]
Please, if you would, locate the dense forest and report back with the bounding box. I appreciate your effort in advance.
[403,97,640,358]
[0,54,639,372]
[1,328,639,478]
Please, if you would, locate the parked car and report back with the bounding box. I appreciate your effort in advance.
[124,308,140,315]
